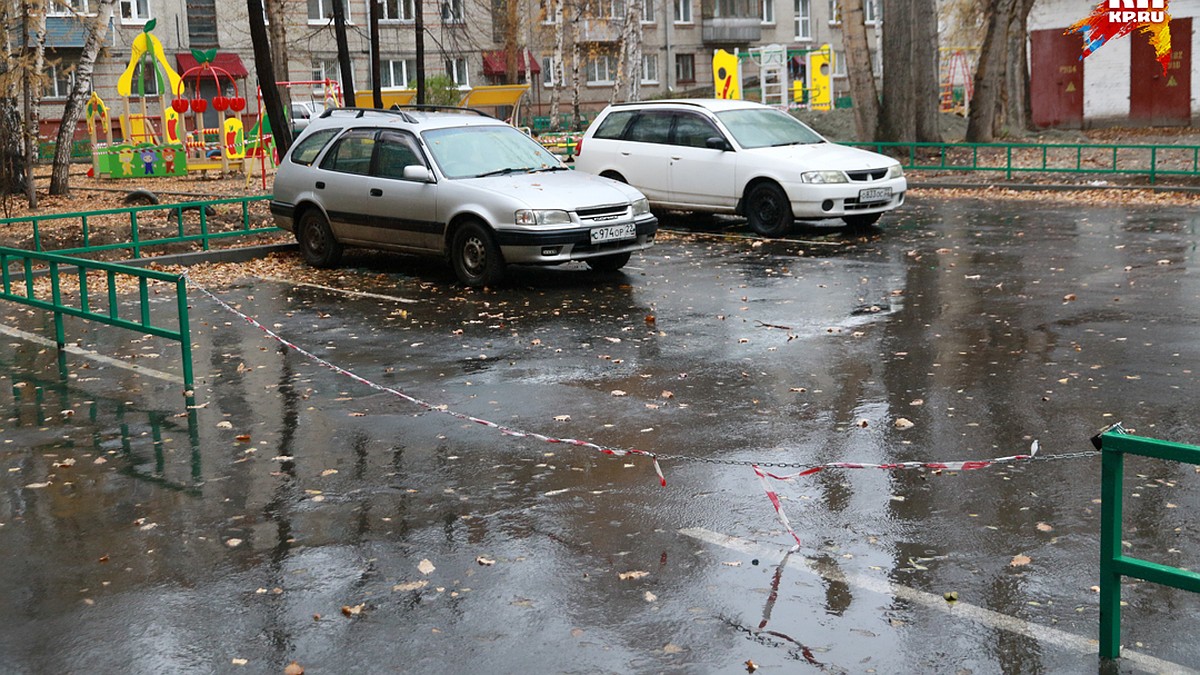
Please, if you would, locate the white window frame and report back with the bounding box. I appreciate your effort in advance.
[312,58,345,92]
[827,0,839,24]
[446,57,470,87]
[541,0,557,23]
[381,58,418,88]
[641,54,658,84]
[309,0,353,23]
[48,0,89,17]
[441,0,464,22]
[44,62,77,98]
[119,0,150,23]
[641,0,654,23]
[586,54,617,85]
[674,0,691,23]
[542,56,558,86]
[833,49,846,77]
[378,0,414,21]
[761,0,774,24]
[864,0,880,24]
[590,0,624,20]
[793,0,810,40]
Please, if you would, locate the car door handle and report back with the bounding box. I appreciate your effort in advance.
[620,151,631,156]
[370,188,383,197]
[670,156,682,161]
[315,181,325,189]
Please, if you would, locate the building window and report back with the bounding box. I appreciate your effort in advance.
[589,0,624,20]
[794,0,809,39]
[311,58,346,93]
[542,56,558,86]
[446,57,470,86]
[120,0,150,22]
[674,0,690,23]
[641,54,658,84]
[381,58,418,87]
[309,0,351,22]
[129,56,160,95]
[761,0,773,24]
[541,0,556,23]
[675,53,694,83]
[381,0,415,21]
[44,62,77,98]
[827,0,839,23]
[441,0,464,21]
[833,49,846,76]
[586,54,616,84]
[49,0,88,16]
[641,0,654,23]
[865,0,880,24]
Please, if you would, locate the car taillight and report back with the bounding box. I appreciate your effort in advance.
[574,139,582,157]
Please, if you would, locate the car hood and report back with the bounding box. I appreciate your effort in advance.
[747,142,897,171]
[465,171,645,210]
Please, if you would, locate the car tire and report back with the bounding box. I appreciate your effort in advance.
[451,220,506,287]
[298,209,343,268]
[744,182,793,237]
[586,251,632,272]
[842,212,882,229]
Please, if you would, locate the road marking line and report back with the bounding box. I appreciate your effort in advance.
[680,527,1195,674]
[259,276,419,303]
[0,324,182,384]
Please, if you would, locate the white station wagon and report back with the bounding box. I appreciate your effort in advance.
[573,99,906,236]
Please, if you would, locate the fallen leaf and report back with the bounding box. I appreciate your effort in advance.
[52,458,76,468]
[943,591,958,603]
[341,603,365,617]
[231,658,248,666]
[320,469,338,477]
[284,661,304,675]
[393,580,428,592]
[644,591,657,602]
[1063,293,1077,303]
[661,390,674,399]
[663,643,683,654]
[476,556,496,566]
[611,390,627,397]
[553,415,571,422]
[618,570,649,580]
[418,559,436,575]
[1010,554,1031,567]
[225,538,243,548]
[235,434,251,442]
[216,421,233,429]
[894,417,915,429]
[24,482,51,489]
[1036,522,1053,532]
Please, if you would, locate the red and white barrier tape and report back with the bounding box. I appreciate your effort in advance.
[190,277,1049,551]
[753,441,1040,550]
[186,277,667,485]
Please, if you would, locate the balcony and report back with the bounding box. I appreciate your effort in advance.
[702,17,761,43]
[579,18,621,42]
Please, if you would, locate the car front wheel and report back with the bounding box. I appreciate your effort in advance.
[744,182,793,237]
[842,212,882,229]
[298,209,343,268]
[586,251,632,272]
[451,221,506,287]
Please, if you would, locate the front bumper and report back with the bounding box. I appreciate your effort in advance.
[784,178,908,219]
[496,217,658,264]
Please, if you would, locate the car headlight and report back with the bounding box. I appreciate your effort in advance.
[800,170,848,184]
[887,163,905,179]
[515,209,573,226]
[631,198,650,217]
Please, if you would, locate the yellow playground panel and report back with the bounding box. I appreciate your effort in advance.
[353,88,417,108]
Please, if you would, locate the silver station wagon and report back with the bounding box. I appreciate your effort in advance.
[271,107,658,286]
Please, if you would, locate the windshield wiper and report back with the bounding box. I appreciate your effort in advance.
[476,167,526,178]
[528,166,570,173]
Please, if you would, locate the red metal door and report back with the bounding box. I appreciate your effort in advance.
[1031,29,1084,129]
[1130,17,1192,126]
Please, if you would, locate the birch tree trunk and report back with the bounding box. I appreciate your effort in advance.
[22,0,47,208]
[625,0,643,102]
[50,0,116,195]
[570,9,582,130]
[548,0,564,130]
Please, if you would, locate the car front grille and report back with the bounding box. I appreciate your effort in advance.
[846,168,888,182]
[576,204,629,223]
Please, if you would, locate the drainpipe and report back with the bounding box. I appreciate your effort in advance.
[664,0,673,93]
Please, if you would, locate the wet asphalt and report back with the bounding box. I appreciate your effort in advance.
[2,194,1200,674]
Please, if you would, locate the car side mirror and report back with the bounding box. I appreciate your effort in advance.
[706,137,730,151]
[403,165,433,182]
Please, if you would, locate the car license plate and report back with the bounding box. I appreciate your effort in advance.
[590,223,636,244]
[858,187,892,204]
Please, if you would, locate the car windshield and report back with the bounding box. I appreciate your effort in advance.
[423,125,563,179]
[716,108,825,149]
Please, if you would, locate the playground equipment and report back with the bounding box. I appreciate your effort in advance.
[712,45,833,109]
[173,48,250,175]
[939,48,975,115]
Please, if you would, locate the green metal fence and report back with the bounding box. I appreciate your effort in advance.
[847,141,1200,184]
[0,246,194,393]
[1095,423,1200,661]
[0,195,277,259]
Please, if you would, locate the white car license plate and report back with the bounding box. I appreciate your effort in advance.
[590,223,636,244]
[858,187,892,204]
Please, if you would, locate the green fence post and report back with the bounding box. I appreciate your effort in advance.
[176,277,194,394]
[1150,146,1157,185]
[1099,441,1124,660]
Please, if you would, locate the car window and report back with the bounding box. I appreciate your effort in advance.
[625,112,672,144]
[716,108,824,149]
[672,113,723,149]
[374,131,426,180]
[291,104,310,120]
[289,128,339,166]
[320,129,377,175]
[423,125,561,179]
[592,110,636,140]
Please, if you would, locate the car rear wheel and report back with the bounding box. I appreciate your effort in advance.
[586,251,631,272]
[744,182,793,237]
[298,209,343,268]
[842,212,882,229]
[451,221,506,287]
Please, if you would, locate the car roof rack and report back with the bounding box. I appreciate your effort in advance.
[394,105,495,119]
[607,100,715,110]
[318,107,417,123]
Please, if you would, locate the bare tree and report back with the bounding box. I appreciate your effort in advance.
[247,0,293,155]
[49,0,117,196]
[966,0,1033,141]
[839,0,878,140]
[547,0,565,130]
[22,0,48,208]
[331,0,356,98]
